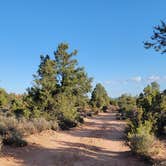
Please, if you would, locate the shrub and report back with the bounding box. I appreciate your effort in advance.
[14,109,31,119]
[128,132,155,156]
[19,118,59,135]
[32,118,51,132]
[0,116,27,147]
[127,121,161,157]
[58,118,77,130]
[49,120,59,131]
[18,118,37,135]
[0,115,59,147]
[3,130,27,147]
[102,106,108,112]
[55,95,81,129]
[0,116,18,136]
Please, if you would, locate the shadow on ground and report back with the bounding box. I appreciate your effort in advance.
[1,111,151,166]
[2,141,150,166]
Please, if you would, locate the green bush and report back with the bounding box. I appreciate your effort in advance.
[55,94,81,129]
[128,132,155,156]
[127,121,160,157]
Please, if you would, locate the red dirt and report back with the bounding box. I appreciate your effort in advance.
[0,111,150,166]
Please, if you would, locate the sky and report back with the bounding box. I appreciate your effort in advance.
[0,0,166,97]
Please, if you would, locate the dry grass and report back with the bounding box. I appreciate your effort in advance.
[0,115,58,148]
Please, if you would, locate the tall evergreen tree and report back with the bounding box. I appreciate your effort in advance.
[27,55,57,114]
[54,43,92,108]
[26,43,92,127]
[90,83,110,110]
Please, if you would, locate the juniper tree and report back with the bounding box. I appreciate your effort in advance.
[90,83,110,110]
[136,82,166,135]
[137,82,160,114]
[117,94,137,112]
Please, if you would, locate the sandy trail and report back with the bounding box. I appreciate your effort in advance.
[0,111,148,166]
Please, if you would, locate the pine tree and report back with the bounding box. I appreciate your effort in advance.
[27,55,57,115]
[26,43,92,127]
[54,43,93,108]
[144,20,166,54]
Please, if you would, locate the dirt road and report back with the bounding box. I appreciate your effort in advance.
[0,111,148,166]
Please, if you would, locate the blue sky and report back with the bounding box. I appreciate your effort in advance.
[0,0,166,97]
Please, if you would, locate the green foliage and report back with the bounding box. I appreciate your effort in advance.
[55,94,80,129]
[144,20,166,54]
[110,98,118,106]
[117,94,136,111]
[136,82,166,135]
[0,88,9,108]
[54,43,92,108]
[27,55,57,113]
[137,82,160,114]
[116,94,137,119]
[27,43,92,129]
[126,82,166,160]
[124,81,166,161]
[90,83,110,110]
[127,120,160,157]
[0,43,94,149]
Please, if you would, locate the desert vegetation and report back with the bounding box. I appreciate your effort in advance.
[0,9,166,164]
[114,20,166,162]
[115,82,166,162]
[0,43,111,150]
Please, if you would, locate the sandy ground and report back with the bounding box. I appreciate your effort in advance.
[0,111,150,166]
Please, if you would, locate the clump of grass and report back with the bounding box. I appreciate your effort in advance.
[49,120,59,131]
[18,118,37,135]
[32,118,51,132]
